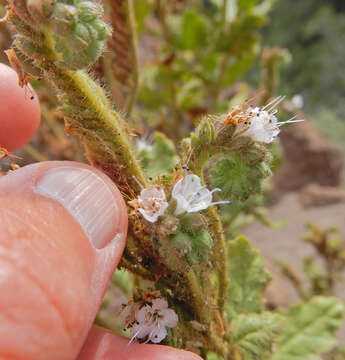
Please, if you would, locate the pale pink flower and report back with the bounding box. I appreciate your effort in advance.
[138,187,168,223]
[131,299,178,343]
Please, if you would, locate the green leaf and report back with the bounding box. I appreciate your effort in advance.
[172,227,213,266]
[232,312,284,360]
[175,10,209,50]
[176,78,204,110]
[270,296,345,360]
[210,153,271,201]
[227,236,271,319]
[223,56,255,87]
[139,132,179,178]
[238,0,260,11]
[138,65,170,109]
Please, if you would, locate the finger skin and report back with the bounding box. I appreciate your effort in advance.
[0,161,127,360]
[0,63,40,152]
[78,326,203,360]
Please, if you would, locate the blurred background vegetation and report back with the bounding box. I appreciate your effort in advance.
[259,0,345,154]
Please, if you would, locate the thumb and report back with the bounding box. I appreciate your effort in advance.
[0,161,127,360]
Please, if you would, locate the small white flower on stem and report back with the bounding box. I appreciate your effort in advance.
[138,187,168,223]
[237,96,304,143]
[172,174,231,215]
[131,298,178,344]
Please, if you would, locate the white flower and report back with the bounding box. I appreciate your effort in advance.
[131,298,178,343]
[138,187,168,223]
[137,138,153,153]
[172,174,231,215]
[291,94,304,109]
[238,96,303,143]
[240,107,280,143]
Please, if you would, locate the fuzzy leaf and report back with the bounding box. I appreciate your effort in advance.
[210,154,271,201]
[139,132,179,177]
[172,227,213,266]
[172,214,213,265]
[270,296,345,360]
[227,236,271,319]
[232,312,284,360]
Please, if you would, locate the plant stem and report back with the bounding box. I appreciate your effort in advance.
[222,0,229,29]
[210,0,231,111]
[23,144,48,162]
[156,0,181,141]
[207,206,228,318]
[124,0,139,116]
[187,146,229,339]
[210,52,231,112]
[12,15,148,194]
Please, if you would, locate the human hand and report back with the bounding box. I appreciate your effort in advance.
[0,63,201,360]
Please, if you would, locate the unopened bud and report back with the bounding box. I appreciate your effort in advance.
[78,1,103,22]
[197,117,215,146]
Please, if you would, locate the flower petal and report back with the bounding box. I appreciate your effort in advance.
[151,298,168,311]
[160,308,179,328]
[138,208,159,223]
[149,326,168,343]
[136,305,152,323]
[132,323,154,340]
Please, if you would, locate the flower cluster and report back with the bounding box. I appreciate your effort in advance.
[137,175,231,222]
[137,97,301,223]
[124,298,178,344]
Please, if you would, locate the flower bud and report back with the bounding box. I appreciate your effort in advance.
[196,117,215,146]
[49,0,111,69]
[78,1,103,22]
[51,4,77,36]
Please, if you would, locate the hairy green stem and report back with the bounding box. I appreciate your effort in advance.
[207,206,228,318]
[187,144,229,345]
[10,5,147,195]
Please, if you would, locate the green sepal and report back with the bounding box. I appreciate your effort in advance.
[171,226,213,266]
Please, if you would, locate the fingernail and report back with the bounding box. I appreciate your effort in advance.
[35,166,119,249]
